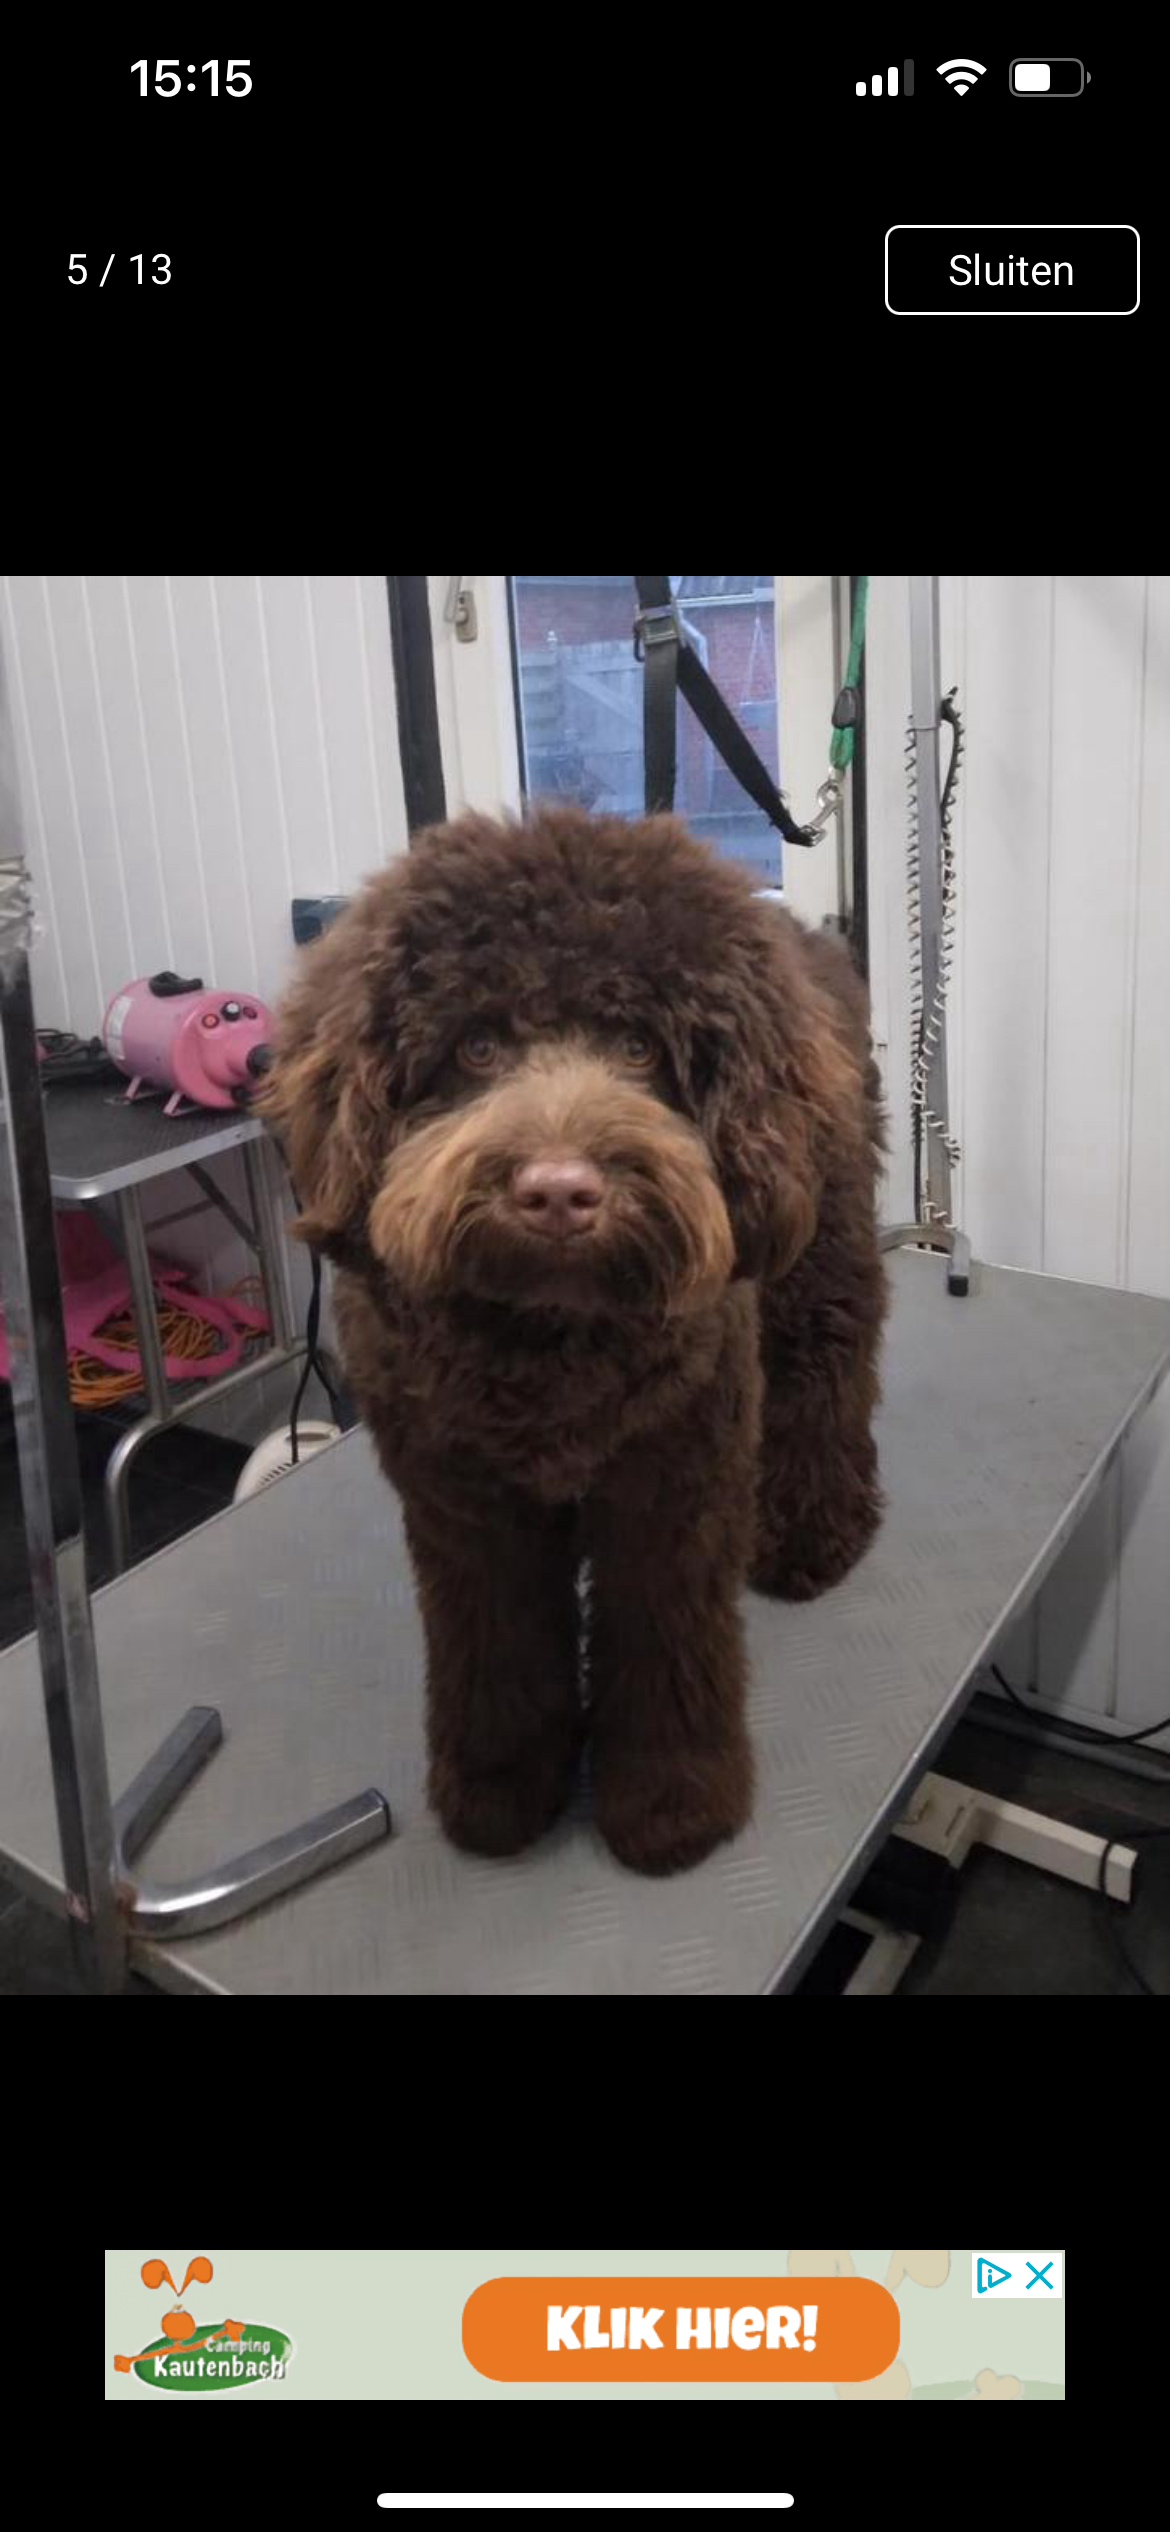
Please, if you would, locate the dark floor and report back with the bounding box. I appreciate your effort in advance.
[893,1711,1170,1997]
[794,1704,1170,1995]
[0,1391,249,1650]
[0,1388,248,1994]
[3,1392,1168,1995]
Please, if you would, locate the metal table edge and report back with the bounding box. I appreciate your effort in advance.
[760,1316,1170,1993]
[49,1112,266,1201]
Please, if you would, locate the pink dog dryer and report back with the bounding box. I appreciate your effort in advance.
[102,971,275,1114]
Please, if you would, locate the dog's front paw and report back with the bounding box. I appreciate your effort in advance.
[431,1739,579,1858]
[751,1476,882,1601]
[595,1747,752,1877]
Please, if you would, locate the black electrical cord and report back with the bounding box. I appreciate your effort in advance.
[988,1662,1168,1995]
[287,1182,343,1466]
[35,1027,122,1086]
[989,1661,1170,1747]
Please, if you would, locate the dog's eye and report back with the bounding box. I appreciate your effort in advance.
[619,1029,656,1068]
[459,1028,502,1072]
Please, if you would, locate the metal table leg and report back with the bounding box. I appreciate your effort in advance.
[105,1135,303,1570]
[104,1182,172,1572]
[0,856,125,1990]
[0,652,391,1989]
[241,1131,293,1352]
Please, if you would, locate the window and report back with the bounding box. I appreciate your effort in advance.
[510,576,782,886]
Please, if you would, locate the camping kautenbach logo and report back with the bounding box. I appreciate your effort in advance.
[113,2257,294,2391]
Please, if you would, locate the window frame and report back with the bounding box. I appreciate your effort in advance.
[424,573,849,935]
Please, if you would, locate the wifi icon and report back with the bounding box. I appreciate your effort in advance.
[937,58,987,93]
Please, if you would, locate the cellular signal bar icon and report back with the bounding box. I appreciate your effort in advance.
[856,62,914,95]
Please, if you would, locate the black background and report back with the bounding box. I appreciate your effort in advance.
[25,27,1145,325]
[9,23,1152,511]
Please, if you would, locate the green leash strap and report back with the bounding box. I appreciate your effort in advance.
[829,574,869,772]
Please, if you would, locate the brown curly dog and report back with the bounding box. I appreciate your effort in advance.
[257,806,887,1876]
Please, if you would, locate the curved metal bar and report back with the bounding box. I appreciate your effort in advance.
[112,1699,391,1939]
[113,1704,223,1862]
[102,1341,306,1570]
[879,1221,972,1295]
[124,1786,390,1938]
[879,1221,952,1251]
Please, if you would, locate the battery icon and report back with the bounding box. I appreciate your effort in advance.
[1010,59,1088,94]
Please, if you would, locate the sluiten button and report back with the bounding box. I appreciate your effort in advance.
[886,225,1139,313]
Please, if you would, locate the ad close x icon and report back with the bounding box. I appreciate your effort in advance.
[972,2254,1063,2299]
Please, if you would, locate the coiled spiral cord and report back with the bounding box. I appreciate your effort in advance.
[907,687,963,1227]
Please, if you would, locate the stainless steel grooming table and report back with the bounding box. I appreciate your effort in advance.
[1,1249,1168,1994]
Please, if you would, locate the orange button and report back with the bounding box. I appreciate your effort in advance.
[463,2275,899,2383]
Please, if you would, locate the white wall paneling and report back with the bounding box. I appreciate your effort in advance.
[868,573,1170,1747]
[2,573,408,1443]
[1115,574,1170,1732]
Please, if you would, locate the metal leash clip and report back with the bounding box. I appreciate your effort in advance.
[802,771,846,837]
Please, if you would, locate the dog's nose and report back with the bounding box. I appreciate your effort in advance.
[512,1155,604,1237]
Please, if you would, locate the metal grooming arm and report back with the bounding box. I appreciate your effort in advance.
[0,641,389,1992]
[879,573,972,1295]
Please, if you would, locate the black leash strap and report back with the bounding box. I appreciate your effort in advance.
[633,575,817,844]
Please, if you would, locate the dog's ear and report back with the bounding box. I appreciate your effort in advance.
[695,919,868,1281]
[253,874,407,1259]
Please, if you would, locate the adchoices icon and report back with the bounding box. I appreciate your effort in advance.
[971,2252,1063,2301]
[113,2255,295,2391]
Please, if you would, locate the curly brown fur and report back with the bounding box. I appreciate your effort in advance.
[256,805,888,1876]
